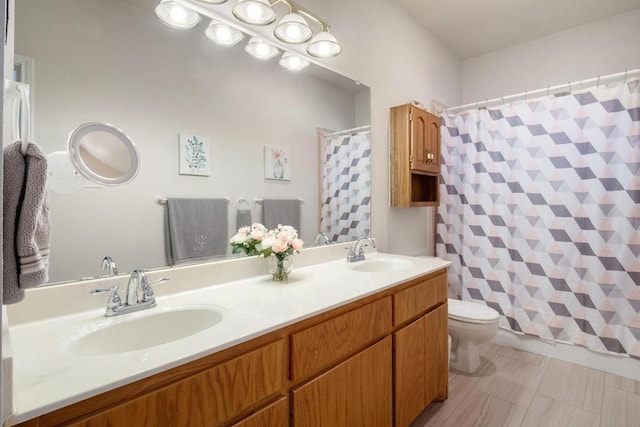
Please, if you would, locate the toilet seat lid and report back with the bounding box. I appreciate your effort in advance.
[448,298,499,323]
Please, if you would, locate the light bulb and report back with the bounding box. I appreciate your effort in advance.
[168,5,188,24]
[256,43,268,56]
[289,56,301,68]
[216,26,231,41]
[316,41,331,55]
[246,3,262,20]
[286,25,301,40]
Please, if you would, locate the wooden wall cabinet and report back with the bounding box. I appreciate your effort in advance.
[17,270,448,427]
[390,104,441,207]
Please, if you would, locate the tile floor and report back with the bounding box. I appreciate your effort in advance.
[411,343,640,427]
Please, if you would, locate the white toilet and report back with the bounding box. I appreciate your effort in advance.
[448,298,500,373]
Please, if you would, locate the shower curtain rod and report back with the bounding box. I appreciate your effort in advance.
[444,68,640,114]
[322,124,371,137]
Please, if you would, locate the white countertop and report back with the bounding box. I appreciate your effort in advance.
[7,251,450,425]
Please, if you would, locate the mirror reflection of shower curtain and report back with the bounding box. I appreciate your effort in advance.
[320,128,371,242]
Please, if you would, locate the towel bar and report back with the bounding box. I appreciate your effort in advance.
[155,196,230,205]
[254,198,304,204]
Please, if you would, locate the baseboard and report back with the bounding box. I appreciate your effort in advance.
[492,328,640,381]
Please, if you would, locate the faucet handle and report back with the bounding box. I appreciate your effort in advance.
[141,277,170,302]
[91,286,122,311]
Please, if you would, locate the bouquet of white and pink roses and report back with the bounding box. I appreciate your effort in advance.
[230,223,304,259]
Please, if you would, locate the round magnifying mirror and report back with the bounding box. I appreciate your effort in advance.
[67,122,139,186]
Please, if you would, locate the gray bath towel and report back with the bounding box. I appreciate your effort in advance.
[262,199,301,231]
[3,141,51,304]
[236,208,252,230]
[165,198,228,265]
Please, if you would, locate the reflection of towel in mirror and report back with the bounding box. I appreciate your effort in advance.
[236,208,252,230]
[3,141,51,304]
[262,199,301,231]
[165,198,228,265]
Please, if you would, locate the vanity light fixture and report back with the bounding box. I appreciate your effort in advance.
[245,37,279,60]
[306,30,341,58]
[154,0,343,71]
[232,0,276,26]
[205,21,244,46]
[274,12,312,44]
[155,0,201,29]
[279,52,309,71]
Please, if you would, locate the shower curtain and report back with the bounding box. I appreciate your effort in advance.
[320,129,371,242]
[437,79,640,357]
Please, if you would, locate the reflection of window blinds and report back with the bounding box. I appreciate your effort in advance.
[320,130,371,243]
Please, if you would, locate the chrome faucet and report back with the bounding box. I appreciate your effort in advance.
[91,270,169,317]
[101,256,118,276]
[347,237,376,263]
[314,232,330,246]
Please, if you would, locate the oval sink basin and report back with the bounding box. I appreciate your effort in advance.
[60,306,224,356]
[349,258,414,273]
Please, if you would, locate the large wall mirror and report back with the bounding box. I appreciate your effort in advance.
[15,0,371,284]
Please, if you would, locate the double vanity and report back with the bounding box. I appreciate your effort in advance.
[7,244,451,426]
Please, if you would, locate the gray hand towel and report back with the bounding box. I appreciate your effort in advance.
[262,199,301,231]
[236,208,252,230]
[165,198,228,265]
[3,141,51,304]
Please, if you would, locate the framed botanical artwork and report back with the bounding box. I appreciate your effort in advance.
[179,133,210,176]
[264,146,291,181]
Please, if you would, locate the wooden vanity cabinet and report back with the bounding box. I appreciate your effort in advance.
[393,274,449,427]
[16,269,449,427]
[292,337,392,427]
[390,103,441,207]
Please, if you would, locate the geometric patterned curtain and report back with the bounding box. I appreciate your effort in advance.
[436,79,640,357]
[320,130,371,243]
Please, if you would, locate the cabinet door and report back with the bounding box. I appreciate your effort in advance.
[394,316,427,427]
[425,113,441,174]
[425,304,449,403]
[231,396,289,427]
[410,107,429,172]
[292,337,392,427]
[410,108,440,174]
[394,304,449,427]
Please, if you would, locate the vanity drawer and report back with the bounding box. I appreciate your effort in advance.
[290,297,392,382]
[67,339,287,427]
[394,271,447,325]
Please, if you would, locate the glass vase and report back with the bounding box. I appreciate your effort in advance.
[267,256,293,281]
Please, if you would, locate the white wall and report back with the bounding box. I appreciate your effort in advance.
[462,9,640,103]
[301,0,463,257]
